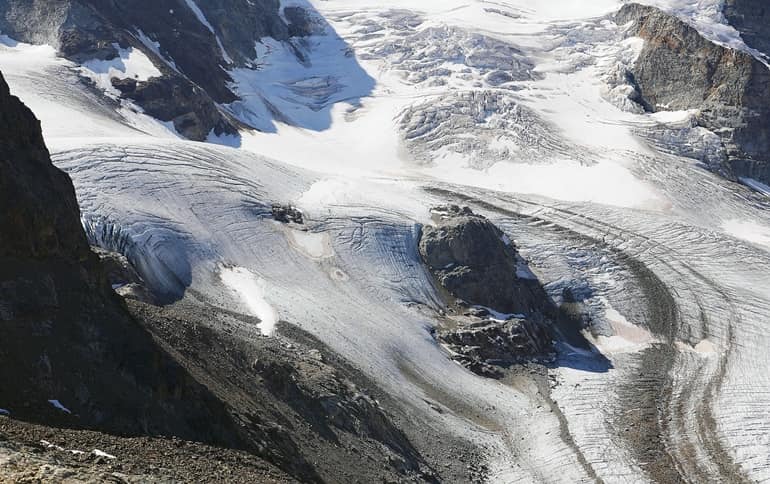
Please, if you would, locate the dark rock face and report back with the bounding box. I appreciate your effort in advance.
[0,74,89,262]
[0,71,243,446]
[113,75,237,141]
[272,203,304,224]
[93,246,156,304]
[616,3,770,184]
[419,206,555,376]
[0,0,305,140]
[419,205,545,315]
[131,301,438,483]
[724,0,770,57]
[439,315,551,378]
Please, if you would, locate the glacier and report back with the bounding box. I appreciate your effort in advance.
[2,0,770,481]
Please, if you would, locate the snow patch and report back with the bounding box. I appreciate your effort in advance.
[0,408,9,416]
[48,399,71,414]
[40,440,65,451]
[92,449,117,459]
[183,0,215,32]
[592,300,657,354]
[287,229,334,259]
[650,109,698,125]
[79,46,161,98]
[135,30,178,71]
[220,266,279,335]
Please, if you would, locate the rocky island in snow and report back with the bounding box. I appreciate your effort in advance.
[2,0,770,482]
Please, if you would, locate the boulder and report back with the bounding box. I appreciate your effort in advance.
[438,315,551,378]
[272,203,304,224]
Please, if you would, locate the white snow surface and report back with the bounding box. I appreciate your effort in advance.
[220,266,280,335]
[723,219,770,248]
[2,0,770,481]
[92,449,117,459]
[48,400,71,414]
[79,46,161,98]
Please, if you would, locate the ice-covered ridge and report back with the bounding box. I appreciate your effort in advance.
[636,0,769,64]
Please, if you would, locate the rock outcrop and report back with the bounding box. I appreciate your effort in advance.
[93,246,156,304]
[724,0,770,57]
[616,3,770,184]
[419,206,554,376]
[0,70,243,444]
[419,205,548,315]
[0,72,441,482]
[438,314,551,378]
[272,203,304,224]
[0,0,316,140]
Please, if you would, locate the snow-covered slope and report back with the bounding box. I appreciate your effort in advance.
[2,0,770,482]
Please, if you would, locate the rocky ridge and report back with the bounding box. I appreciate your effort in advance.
[616,3,770,184]
[0,68,249,452]
[0,71,472,482]
[0,0,317,140]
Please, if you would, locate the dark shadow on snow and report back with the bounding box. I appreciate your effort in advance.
[222,0,376,133]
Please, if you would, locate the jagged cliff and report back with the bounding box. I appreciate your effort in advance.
[617,3,770,184]
[0,70,245,444]
[0,0,315,140]
[724,0,770,57]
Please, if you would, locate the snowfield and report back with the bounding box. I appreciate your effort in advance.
[2,0,770,481]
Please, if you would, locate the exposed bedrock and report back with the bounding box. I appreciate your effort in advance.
[723,0,770,58]
[0,0,318,140]
[616,3,770,184]
[419,205,552,315]
[0,72,441,482]
[418,206,556,376]
[0,70,243,446]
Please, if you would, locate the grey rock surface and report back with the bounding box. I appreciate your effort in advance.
[419,206,557,377]
[439,314,551,378]
[419,205,548,315]
[92,246,156,304]
[617,3,770,183]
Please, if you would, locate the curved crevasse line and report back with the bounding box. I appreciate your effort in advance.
[425,185,749,482]
[82,215,192,303]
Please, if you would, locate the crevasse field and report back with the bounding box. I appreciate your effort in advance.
[3,0,770,481]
